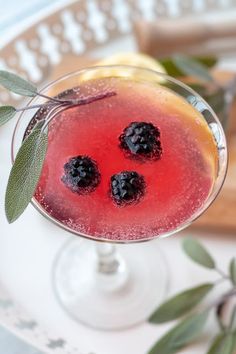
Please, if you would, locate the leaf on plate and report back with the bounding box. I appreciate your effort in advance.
[0,70,37,97]
[5,127,48,223]
[182,238,215,269]
[149,283,214,324]
[148,311,209,354]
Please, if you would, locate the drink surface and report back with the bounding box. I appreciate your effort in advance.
[34,77,218,241]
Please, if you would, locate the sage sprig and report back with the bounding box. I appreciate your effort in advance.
[0,70,116,222]
[149,311,209,354]
[5,125,48,223]
[182,237,215,269]
[0,106,16,126]
[0,70,37,96]
[149,283,214,324]
[207,332,235,354]
[148,238,236,354]
[159,56,217,78]
[172,55,214,83]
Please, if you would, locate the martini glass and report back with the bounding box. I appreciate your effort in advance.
[12,66,227,330]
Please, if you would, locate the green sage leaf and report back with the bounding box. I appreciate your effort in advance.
[149,283,214,324]
[0,106,16,126]
[5,127,48,223]
[173,55,214,83]
[198,57,218,69]
[233,331,236,350]
[32,119,46,131]
[0,70,37,97]
[182,238,215,269]
[160,56,217,77]
[148,311,209,354]
[207,333,224,353]
[229,258,236,286]
[207,333,235,354]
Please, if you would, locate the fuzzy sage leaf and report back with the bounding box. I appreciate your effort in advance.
[207,333,236,354]
[148,311,209,354]
[207,334,224,354]
[173,56,214,83]
[0,106,16,126]
[0,70,37,97]
[149,283,214,324]
[5,127,48,223]
[182,238,215,269]
[160,56,217,77]
[229,258,236,286]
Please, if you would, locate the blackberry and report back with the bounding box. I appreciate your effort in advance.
[119,121,162,159]
[62,156,100,194]
[110,171,145,205]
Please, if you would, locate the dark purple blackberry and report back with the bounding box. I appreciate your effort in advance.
[110,171,145,205]
[62,156,100,194]
[119,121,162,159]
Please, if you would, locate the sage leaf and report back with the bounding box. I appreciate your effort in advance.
[0,106,16,126]
[5,127,48,223]
[229,258,236,285]
[149,283,214,324]
[32,119,46,131]
[233,331,236,350]
[173,55,214,83]
[198,57,218,69]
[0,70,37,97]
[182,238,215,269]
[160,56,217,77]
[148,311,209,354]
[207,333,224,353]
[207,333,235,354]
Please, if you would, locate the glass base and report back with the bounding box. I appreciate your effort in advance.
[52,238,169,330]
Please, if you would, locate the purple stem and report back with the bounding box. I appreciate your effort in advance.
[68,91,116,106]
[36,92,63,104]
[16,101,56,112]
[16,91,116,113]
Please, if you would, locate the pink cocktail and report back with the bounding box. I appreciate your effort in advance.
[13,67,227,329]
[35,77,218,241]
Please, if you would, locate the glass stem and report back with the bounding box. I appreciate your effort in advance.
[96,243,120,274]
[95,242,128,291]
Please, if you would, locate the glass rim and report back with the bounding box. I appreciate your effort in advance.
[11,65,228,244]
